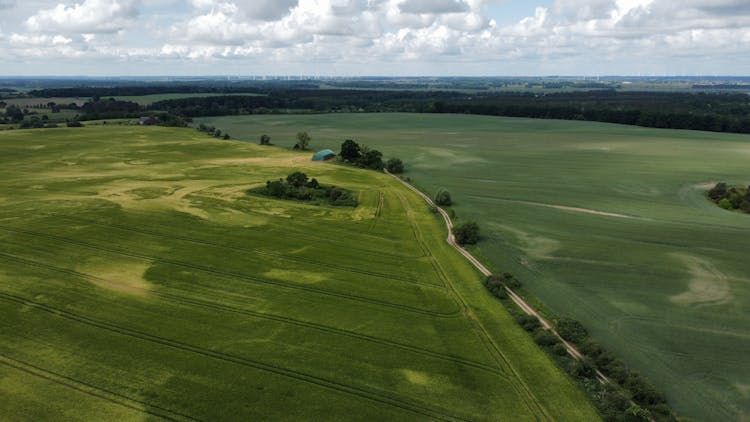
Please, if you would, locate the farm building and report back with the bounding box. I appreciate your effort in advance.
[312,149,336,161]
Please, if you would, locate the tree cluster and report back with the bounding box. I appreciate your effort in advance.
[338,139,387,170]
[251,171,357,207]
[452,221,480,245]
[482,273,522,300]
[707,182,750,213]
[434,189,452,206]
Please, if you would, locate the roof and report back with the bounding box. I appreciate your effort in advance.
[312,149,336,161]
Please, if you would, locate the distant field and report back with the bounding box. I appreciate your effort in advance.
[0,126,595,420]
[114,92,264,105]
[1,97,89,107]
[198,113,750,421]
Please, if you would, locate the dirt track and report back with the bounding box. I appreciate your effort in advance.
[386,170,609,384]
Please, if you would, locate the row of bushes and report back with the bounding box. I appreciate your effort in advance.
[197,123,230,139]
[482,274,675,421]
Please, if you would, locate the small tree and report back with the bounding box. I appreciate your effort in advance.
[361,149,384,170]
[5,105,24,123]
[295,131,311,150]
[453,221,479,245]
[286,171,308,188]
[266,180,286,197]
[556,318,588,344]
[260,134,271,145]
[708,182,728,202]
[340,139,361,161]
[386,158,404,174]
[434,189,452,206]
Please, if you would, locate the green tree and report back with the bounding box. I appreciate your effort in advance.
[5,105,24,123]
[295,131,311,150]
[453,221,479,245]
[386,158,404,173]
[340,139,361,161]
[286,171,308,188]
[361,149,384,170]
[556,318,588,344]
[260,134,271,145]
[266,180,286,197]
[434,189,452,206]
[708,182,728,202]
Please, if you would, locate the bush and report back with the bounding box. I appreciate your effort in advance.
[556,318,588,344]
[434,189,452,206]
[260,134,271,145]
[286,171,309,188]
[718,198,732,209]
[386,158,404,173]
[516,314,542,332]
[533,329,560,347]
[552,343,568,356]
[740,200,750,213]
[707,182,728,202]
[452,221,480,245]
[66,120,83,127]
[569,357,597,379]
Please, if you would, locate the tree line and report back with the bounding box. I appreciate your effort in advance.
[9,88,750,134]
[482,273,676,421]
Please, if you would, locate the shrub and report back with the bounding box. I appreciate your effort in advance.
[552,343,568,356]
[66,120,83,127]
[569,357,597,379]
[434,189,452,206]
[533,329,560,347]
[556,317,588,344]
[453,221,480,245]
[260,134,271,145]
[718,198,732,209]
[286,171,308,188]
[740,200,750,213]
[707,182,728,202]
[386,158,404,173]
[516,314,542,332]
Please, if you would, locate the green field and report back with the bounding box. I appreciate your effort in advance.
[197,113,750,421]
[0,126,596,420]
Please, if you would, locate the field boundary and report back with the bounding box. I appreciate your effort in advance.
[385,170,610,384]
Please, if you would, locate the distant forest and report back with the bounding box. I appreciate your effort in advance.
[8,85,750,134]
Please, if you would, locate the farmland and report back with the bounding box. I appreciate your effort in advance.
[197,113,750,421]
[0,126,596,420]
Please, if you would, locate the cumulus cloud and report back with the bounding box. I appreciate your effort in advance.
[1,0,750,74]
[398,0,469,15]
[25,0,139,34]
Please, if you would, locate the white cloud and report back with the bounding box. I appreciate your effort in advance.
[1,0,750,74]
[25,0,139,34]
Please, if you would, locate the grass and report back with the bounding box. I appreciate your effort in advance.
[197,113,750,421]
[0,125,596,421]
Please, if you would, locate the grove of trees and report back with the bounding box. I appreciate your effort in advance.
[707,182,750,213]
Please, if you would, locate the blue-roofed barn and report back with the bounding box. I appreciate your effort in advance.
[312,149,336,161]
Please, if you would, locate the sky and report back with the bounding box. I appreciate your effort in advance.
[1,0,750,76]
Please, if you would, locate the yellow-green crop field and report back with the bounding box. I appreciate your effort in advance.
[0,126,596,421]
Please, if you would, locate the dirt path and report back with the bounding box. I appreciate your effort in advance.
[386,170,609,384]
